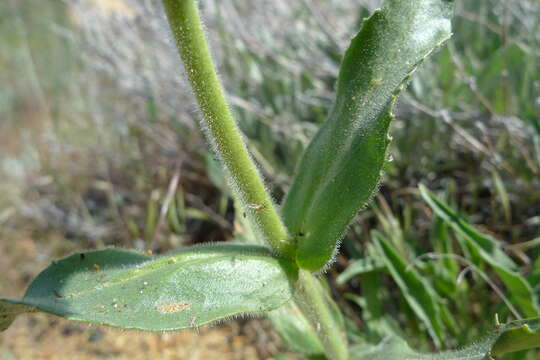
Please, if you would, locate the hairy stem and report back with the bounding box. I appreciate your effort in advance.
[296,270,349,360]
[161,1,348,358]
[161,0,293,258]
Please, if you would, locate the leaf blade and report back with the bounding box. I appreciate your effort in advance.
[283,0,455,270]
[0,301,35,331]
[1,244,297,332]
[336,257,386,285]
[419,184,540,318]
[373,232,445,346]
[267,302,325,356]
[351,318,540,359]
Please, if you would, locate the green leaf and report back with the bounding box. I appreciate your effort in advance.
[350,337,423,360]
[419,184,540,318]
[345,283,401,343]
[267,302,324,356]
[373,232,445,346]
[351,318,540,359]
[0,244,297,332]
[0,302,35,331]
[429,217,460,296]
[282,0,455,271]
[232,199,326,355]
[492,318,540,355]
[336,257,386,285]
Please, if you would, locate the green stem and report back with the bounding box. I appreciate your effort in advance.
[162,1,348,358]
[296,271,349,360]
[161,0,293,258]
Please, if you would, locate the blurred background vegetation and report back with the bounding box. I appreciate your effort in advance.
[1,0,539,358]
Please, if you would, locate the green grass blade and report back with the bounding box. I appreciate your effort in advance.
[419,184,540,318]
[351,318,540,359]
[373,232,445,346]
[267,302,324,356]
[0,244,297,332]
[336,257,386,285]
[283,0,455,271]
[345,272,401,342]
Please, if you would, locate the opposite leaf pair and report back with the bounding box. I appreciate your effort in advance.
[1,1,456,358]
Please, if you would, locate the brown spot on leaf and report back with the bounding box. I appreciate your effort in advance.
[155,302,191,314]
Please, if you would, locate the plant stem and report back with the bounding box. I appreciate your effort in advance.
[162,1,348,358]
[161,0,293,258]
[296,270,349,360]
